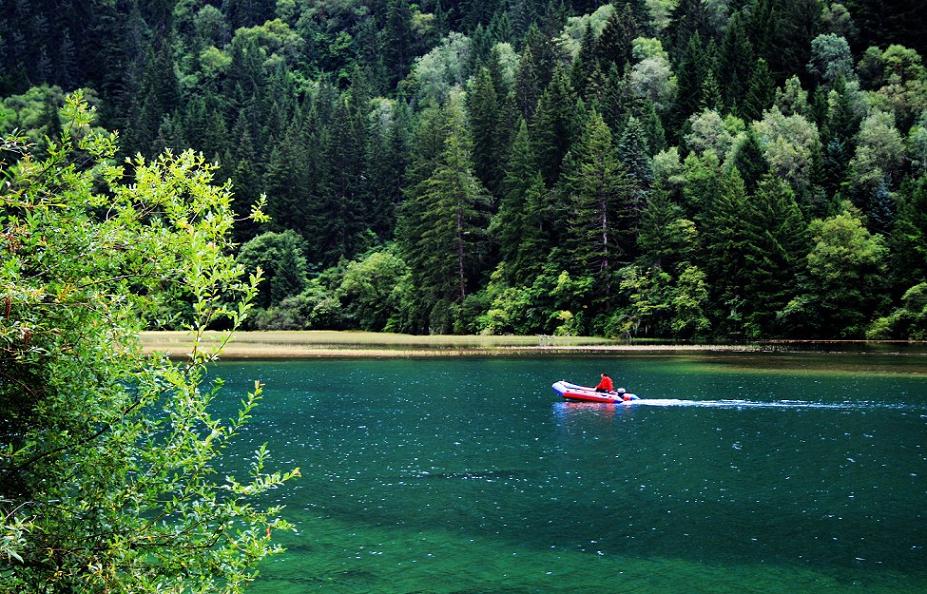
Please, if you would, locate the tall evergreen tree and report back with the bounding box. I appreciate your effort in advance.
[264,125,310,243]
[731,127,769,193]
[522,22,560,90]
[738,175,808,336]
[637,189,696,270]
[718,11,754,115]
[673,33,709,131]
[699,168,750,334]
[571,23,598,96]
[742,58,776,122]
[320,97,368,263]
[515,45,542,121]
[890,174,927,291]
[493,120,549,283]
[468,67,504,196]
[595,3,637,72]
[560,110,639,279]
[618,115,653,191]
[667,0,711,59]
[384,0,414,87]
[400,129,492,304]
[531,68,578,186]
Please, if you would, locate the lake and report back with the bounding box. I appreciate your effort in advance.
[209,353,927,593]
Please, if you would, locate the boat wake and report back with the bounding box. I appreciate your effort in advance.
[603,398,922,411]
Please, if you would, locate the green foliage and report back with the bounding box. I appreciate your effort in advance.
[399,106,491,319]
[560,110,638,279]
[468,66,506,195]
[742,58,775,122]
[407,32,471,106]
[0,86,101,154]
[337,248,413,331]
[782,204,888,337]
[753,107,821,204]
[531,68,577,186]
[3,0,927,341]
[890,174,927,289]
[860,44,927,131]
[637,189,697,269]
[628,37,676,112]
[868,282,927,339]
[738,176,809,337]
[807,34,854,86]
[0,95,296,592]
[237,231,309,309]
[492,120,549,284]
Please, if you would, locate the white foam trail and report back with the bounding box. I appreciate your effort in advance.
[629,398,918,411]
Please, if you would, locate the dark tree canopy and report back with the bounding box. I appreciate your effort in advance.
[0,0,925,340]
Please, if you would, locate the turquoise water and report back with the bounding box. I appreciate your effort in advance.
[210,355,927,592]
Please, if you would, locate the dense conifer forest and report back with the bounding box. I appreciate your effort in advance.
[2,0,926,339]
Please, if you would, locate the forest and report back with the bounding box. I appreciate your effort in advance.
[2,0,926,339]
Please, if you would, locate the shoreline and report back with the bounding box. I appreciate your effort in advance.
[140,331,927,360]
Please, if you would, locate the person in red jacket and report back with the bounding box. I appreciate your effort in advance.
[594,373,615,393]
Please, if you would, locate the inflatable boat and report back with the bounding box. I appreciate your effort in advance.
[552,381,640,403]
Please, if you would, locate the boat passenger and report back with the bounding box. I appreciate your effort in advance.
[595,373,615,393]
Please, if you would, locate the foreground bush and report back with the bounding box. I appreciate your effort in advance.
[0,94,297,592]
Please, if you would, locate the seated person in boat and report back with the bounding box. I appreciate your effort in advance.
[595,373,615,393]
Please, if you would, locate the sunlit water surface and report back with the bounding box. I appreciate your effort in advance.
[208,354,927,592]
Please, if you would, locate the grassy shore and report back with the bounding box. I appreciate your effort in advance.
[140,330,798,359]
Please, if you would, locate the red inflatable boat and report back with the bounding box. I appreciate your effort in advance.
[552,381,640,403]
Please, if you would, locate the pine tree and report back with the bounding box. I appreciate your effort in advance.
[405,103,458,189]
[891,174,927,291]
[321,97,368,262]
[384,0,414,86]
[522,22,559,90]
[515,45,541,121]
[264,125,310,242]
[731,127,769,193]
[583,64,609,113]
[739,175,808,336]
[468,67,504,196]
[225,0,276,29]
[618,116,653,191]
[742,58,775,122]
[56,31,77,90]
[600,63,632,135]
[400,129,492,304]
[595,3,637,72]
[640,100,666,155]
[560,110,639,279]
[488,10,512,43]
[667,0,710,60]
[700,69,724,112]
[820,137,849,198]
[570,23,598,96]
[230,123,262,243]
[365,100,410,239]
[493,120,547,283]
[673,33,708,130]
[461,0,499,30]
[509,0,538,39]
[865,179,896,236]
[531,68,577,186]
[699,168,750,334]
[467,24,494,76]
[718,11,754,115]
